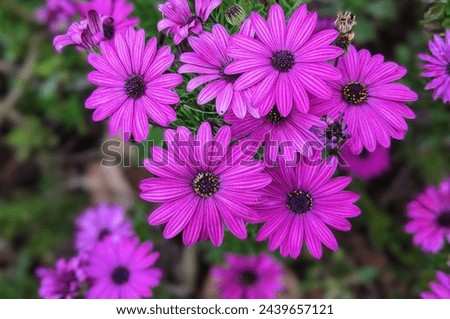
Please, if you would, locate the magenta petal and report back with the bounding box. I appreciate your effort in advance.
[276,73,293,116]
[198,81,226,104]
[205,199,224,246]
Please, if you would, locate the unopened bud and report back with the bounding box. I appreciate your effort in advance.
[225,5,246,26]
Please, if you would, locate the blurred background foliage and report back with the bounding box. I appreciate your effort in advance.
[0,0,448,298]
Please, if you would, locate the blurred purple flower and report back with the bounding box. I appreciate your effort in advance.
[179,22,256,118]
[85,237,161,299]
[340,145,390,180]
[405,177,450,254]
[85,28,182,141]
[256,159,360,259]
[225,4,342,116]
[36,256,86,299]
[75,203,134,252]
[53,10,114,52]
[310,45,417,155]
[211,253,285,298]
[421,271,450,299]
[314,17,335,34]
[79,0,139,33]
[140,122,272,247]
[224,106,322,162]
[36,0,78,34]
[418,31,450,103]
[157,0,222,44]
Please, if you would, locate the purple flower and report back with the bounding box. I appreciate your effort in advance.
[86,28,183,141]
[421,271,450,299]
[139,122,272,247]
[256,159,360,258]
[211,253,285,298]
[85,237,161,299]
[314,17,335,34]
[340,145,390,180]
[225,4,342,116]
[36,0,78,34]
[310,45,417,155]
[75,203,134,253]
[179,23,256,118]
[79,0,139,33]
[36,256,86,299]
[405,177,450,254]
[224,106,322,162]
[53,10,114,52]
[418,31,450,103]
[310,113,351,152]
[157,0,222,45]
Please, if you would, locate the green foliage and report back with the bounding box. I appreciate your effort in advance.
[421,0,450,34]
[6,116,58,161]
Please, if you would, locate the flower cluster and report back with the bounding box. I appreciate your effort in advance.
[41,0,448,299]
[47,0,420,260]
[36,204,161,299]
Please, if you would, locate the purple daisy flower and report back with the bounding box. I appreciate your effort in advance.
[225,4,342,116]
[75,203,134,252]
[85,237,162,299]
[224,105,322,162]
[421,271,450,299]
[405,177,450,254]
[211,253,285,298]
[86,27,183,141]
[54,10,114,52]
[310,45,417,154]
[418,31,450,103]
[36,0,78,34]
[256,159,360,258]
[79,0,139,33]
[179,23,257,118]
[139,121,272,247]
[340,145,390,180]
[36,256,86,299]
[157,0,222,45]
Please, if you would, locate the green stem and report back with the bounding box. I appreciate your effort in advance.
[182,104,217,115]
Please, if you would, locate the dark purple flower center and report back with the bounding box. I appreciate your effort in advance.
[239,270,257,286]
[286,190,313,214]
[97,228,111,241]
[192,172,220,198]
[185,15,203,25]
[267,107,285,124]
[220,67,240,83]
[359,149,370,159]
[125,75,146,99]
[437,211,450,228]
[342,81,368,104]
[271,50,295,72]
[111,266,130,285]
[447,63,450,75]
